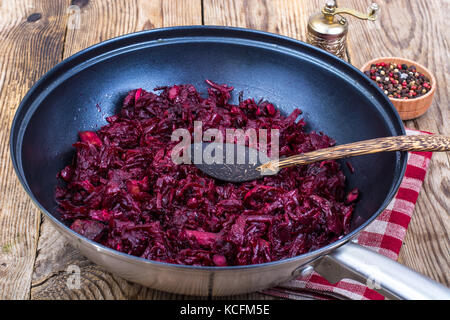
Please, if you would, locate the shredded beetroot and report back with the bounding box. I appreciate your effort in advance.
[56,80,358,266]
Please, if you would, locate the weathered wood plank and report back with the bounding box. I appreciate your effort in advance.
[63,0,203,57]
[0,0,70,299]
[342,0,449,285]
[203,0,323,41]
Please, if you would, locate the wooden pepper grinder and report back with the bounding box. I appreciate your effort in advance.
[307,0,379,59]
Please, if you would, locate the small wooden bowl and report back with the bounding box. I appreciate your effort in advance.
[360,57,436,120]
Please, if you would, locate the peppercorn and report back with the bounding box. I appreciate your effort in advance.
[363,62,431,99]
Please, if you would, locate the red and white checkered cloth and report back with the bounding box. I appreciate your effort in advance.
[262,129,433,300]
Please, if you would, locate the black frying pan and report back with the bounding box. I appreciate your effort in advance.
[10,26,449,299]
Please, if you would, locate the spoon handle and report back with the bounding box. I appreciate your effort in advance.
[272,135,450,169]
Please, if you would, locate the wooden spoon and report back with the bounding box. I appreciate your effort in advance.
[193,135,450,183]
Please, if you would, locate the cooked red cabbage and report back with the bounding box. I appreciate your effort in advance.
[56,80,358,266]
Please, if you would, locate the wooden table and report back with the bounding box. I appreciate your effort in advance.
[0,0,448,299]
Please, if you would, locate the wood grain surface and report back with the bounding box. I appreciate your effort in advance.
[0,0,69,299]
[0,0,448,299]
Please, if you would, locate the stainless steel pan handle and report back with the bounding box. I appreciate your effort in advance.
[312,241,450,300]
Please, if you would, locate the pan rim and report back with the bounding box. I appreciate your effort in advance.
[10,25,407,271]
